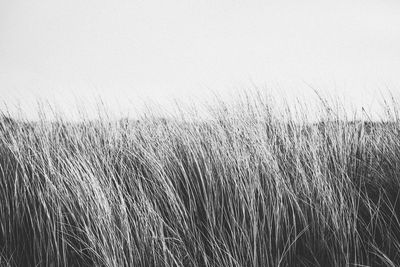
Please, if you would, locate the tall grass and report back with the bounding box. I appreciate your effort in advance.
[1,93,400,266]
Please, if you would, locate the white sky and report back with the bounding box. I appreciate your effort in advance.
[0,0,400,119]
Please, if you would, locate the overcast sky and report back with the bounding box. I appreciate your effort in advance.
[1,0,399,119]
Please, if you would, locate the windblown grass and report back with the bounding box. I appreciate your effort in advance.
[1,94,400,266]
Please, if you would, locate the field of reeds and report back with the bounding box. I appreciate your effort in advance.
[1,93,400,266]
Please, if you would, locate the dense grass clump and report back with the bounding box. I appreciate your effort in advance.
[1,95,400,266]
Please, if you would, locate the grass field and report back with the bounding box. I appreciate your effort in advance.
[1,94,400,266]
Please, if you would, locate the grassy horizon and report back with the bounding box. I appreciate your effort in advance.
[1,93,400,266]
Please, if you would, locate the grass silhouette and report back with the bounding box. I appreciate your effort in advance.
[0,93,400,266]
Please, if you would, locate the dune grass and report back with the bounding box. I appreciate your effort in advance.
[1,93,400,266]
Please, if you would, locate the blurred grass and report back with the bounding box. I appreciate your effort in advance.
[1,93,400,266]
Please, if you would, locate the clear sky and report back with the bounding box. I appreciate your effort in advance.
[1,0,399,119]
